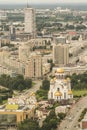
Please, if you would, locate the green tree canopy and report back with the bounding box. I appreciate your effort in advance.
[41,78,50,90]
[18,119,40,130]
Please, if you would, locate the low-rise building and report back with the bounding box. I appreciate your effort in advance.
[53,65,87,75]
[0,92,37,125]
[81,113,87,130]
[55,106,68,115]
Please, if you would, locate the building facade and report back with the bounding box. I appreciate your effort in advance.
[10,24,16,41]
[25,52,42,78]
[81,112,87,130]
[53,44,69,66]
[24,7,36,38]
[52,65,87,76]
[19,44,31,62]
[54,36,66,44]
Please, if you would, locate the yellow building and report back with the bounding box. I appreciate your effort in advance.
[0,104,35,124]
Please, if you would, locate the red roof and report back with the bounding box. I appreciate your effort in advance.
[68,31,77,35]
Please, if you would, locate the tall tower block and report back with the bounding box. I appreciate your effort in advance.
[53,44,69,66]
[24,3,36,38]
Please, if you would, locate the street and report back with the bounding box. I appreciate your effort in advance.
[15,80,42,99]
[58,96,87,130]
[23,80,42,96]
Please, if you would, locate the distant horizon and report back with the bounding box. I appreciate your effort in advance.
[0,2,87,4]
[0,2,87,10]
[0,0,87,4]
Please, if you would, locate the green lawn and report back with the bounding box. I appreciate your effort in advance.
[73,89,87,97]
[2,100,7,104]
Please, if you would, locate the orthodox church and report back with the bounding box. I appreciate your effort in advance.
[48,68,73,101]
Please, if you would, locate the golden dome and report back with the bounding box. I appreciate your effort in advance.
[67,77,70,81]
[68,90,73,95]
[54,77,56,81]
[30,92,35,96]
[35,102,38,106]
[57,68,64,73]
[54,91,62,97]
[64,79,67,83]
[50,79,54,83]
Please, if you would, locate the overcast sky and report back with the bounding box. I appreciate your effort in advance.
[0,0,87,4]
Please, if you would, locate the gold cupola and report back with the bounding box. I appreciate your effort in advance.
[68,90,73,95]
[54,91,62,97]
[57,68,64,73]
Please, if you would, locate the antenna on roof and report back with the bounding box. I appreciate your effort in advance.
[27,0,29,8]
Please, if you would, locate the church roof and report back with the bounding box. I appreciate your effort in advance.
[57,68,64,73]
[68,90,73,95]
[64,79,67,83]
[30,92,35,96]
[67,77,70,81]
[50,79,54,83]
[54,91,62,96]
[53,77,56,81]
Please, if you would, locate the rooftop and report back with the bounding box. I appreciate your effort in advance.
[5,104,19,110]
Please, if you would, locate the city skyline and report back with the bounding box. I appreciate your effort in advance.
[0,0,87,4]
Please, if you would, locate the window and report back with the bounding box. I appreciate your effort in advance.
[51,92,53,99]
[57,88,60,91]
[64,92,66,99]
[34,59,35,76]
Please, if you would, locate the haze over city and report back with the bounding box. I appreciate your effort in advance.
[0,0,87,4]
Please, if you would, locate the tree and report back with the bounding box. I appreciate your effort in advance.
[70,72,87,90]
[11,79,25,90]
[0,97,2,104]
[76,25,86,30]
[36,89,48,101]
[58,113,66,120]
[18,84,24,91]
[41,78,50,90]
[25,78,32,89]
[18,119,40,130]
[0,74,32,91]
[72,36,79,40]
[41,110,58,130]
[0,74,10,88]
[47,59,55,71]
[65,24,75,30]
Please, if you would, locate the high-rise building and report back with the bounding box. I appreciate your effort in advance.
[54,36,66,44]
[24,6,36,38]
[19,44,31,62]
[10,24,16,41]
[53,44,69,66]
[25,52,42,78]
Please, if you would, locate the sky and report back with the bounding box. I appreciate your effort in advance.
[0,0,87,4]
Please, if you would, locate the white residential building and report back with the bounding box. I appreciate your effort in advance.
[24,7,36,38]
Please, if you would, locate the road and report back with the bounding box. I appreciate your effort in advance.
[15,80,42,99]
[58,96,87,130]
[23,80,42,96]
